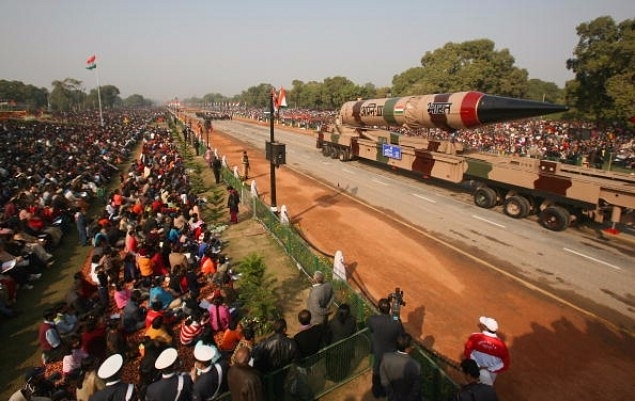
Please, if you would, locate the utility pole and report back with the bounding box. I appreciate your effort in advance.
[269,91,277,214]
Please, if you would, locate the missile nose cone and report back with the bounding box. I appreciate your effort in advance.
[477,95,568,124]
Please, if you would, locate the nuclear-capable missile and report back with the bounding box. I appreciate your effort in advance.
[339,91,569,131]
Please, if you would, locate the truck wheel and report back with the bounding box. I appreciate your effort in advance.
[321,145,329,157]
[330,147,340,159]
[474,187,497,209]
[339,148,351,161]
[503,195,530,218]
[540,206,570,231]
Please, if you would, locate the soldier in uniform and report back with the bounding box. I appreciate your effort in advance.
[89,354,136,401]
[145,347,193,401]
[189,342,228,401]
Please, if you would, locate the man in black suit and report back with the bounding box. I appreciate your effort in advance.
[379,333,421,401]
[145,347,193,401]
[293,309,325,362]
[89,354,137,401]
[366,298,405,398]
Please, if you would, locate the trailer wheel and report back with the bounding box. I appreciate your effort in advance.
[339,148,351,161]
[330,147,339,159]
[474,187,497,209]
[321,145,329,157]
[540,206,570,231]
[503,195,530,218]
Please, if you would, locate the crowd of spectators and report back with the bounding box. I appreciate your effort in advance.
[396,119,635,168]
[2,110,359,401]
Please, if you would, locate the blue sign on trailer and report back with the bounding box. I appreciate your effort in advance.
[382,144,402,160]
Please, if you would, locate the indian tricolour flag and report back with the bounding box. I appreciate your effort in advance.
[86,54,97,70]
[393,104,405,115]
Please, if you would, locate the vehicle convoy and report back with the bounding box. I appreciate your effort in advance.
[316,91,635,231]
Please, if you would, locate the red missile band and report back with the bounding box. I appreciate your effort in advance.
[460,91,482,128]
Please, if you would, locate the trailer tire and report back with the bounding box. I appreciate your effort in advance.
[330,147,339,159]
[540,206,570,231]
[504,195,530,218]
[339,148,351,161]
[474,187,497,209]
[321,145,329,157]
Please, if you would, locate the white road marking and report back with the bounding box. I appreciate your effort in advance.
[472,215,506,228]
[412,194,437,203]
[563,248,623,271]
[342,168,356,175]
[372,178,388,186]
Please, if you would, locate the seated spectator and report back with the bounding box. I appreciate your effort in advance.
[149,276,181,310]
[179,309,209,346]
[208,294,231,333]
[122,289,146,333]
[80,315,107,361]
[145,315,173,345]
[113,280,132,310]
[61,335,88,383]
[217,320,243,355]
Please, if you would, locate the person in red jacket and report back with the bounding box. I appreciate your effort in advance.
[463,316,510,386]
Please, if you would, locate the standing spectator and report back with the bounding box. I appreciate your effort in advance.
[212,157,222,185]
[463,316,511,386]
[227,347,265,401]
[367,298,405,398]
[75,207,89,246]
[306,270,334,325]
[241,151,250,180]
[227,186,240,224]
[454,359,499,401]
[89,354,136,401]
[293,309,325,361]
[379,333,421,401]
[146,347,194,401]
[190,342,228,401]
[325,303,357,382]
[251,318,296,399]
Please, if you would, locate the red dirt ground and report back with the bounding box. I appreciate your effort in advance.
[207,120,635,401]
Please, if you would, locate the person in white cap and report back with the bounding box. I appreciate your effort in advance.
[463,316,511,386]
[189,341,227,401]
[89,354,136,401]
[145,347,193,401]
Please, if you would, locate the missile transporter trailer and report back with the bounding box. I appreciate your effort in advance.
[316,92,635,232]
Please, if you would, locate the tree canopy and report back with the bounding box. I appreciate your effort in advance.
[392,39,529,97]
[565,16,635,122]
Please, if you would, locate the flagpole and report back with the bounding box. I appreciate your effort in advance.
[95,67,104,127]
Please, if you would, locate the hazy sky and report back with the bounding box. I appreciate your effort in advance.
[1,0,633,102]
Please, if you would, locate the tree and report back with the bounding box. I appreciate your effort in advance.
[566,16,635,122]
[526,79,564,104]
[391,39,529,97]
[0,80,48,110]
[49,78,85,111]
[123,94,152,108]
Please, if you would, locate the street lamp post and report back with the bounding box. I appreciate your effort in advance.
[269,91,277,213]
